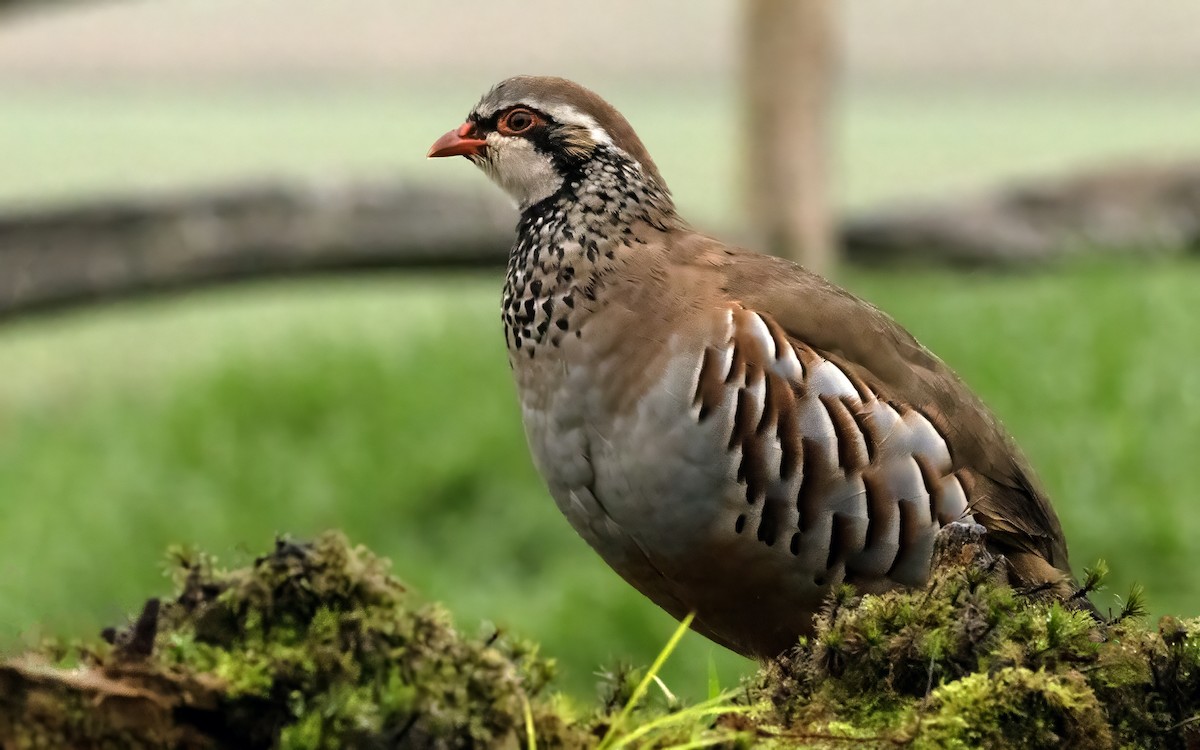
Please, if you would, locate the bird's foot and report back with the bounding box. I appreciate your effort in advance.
[931,521,992,572]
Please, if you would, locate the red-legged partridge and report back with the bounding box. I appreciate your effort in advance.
[428,76,1080,658]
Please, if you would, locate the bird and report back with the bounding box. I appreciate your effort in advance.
[427,75,1079,659]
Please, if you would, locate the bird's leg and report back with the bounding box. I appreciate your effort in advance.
[931,521,990,570]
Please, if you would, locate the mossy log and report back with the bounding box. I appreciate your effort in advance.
[2,530,1200,748]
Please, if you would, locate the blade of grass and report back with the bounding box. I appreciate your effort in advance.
[598,612,695,750]
[706,653,720,701]
[608,697,756,750]
[652,674,678,705]
[521,692,537,750]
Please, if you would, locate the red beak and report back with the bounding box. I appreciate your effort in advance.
[427,122,488,158]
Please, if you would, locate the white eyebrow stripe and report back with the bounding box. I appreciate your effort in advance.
[539,103,614,145]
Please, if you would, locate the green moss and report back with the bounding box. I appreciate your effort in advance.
[171,533,587,748]
[746,532,1200,749]
[919,667,1111,749]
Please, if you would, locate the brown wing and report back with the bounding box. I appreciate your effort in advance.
[670,232,1074,589]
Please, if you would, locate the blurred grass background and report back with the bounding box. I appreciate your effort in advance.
[1,79,1198,697]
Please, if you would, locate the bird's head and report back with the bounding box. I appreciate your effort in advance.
[427,76,669,211]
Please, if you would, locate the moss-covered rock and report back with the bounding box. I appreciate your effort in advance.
[746,526,1200,749]
[1,533,590,749]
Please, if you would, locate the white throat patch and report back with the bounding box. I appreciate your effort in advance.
[479,133,564,210]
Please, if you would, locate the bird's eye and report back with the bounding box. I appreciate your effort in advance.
[499,108,538,136]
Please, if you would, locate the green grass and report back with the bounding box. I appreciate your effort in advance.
[2,265,1199,697]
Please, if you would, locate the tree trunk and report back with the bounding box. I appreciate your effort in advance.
[742,0,839,274]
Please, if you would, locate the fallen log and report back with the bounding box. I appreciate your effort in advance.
[1,160,1198,320]
[846,159,1200,267]
[0,179,517,319]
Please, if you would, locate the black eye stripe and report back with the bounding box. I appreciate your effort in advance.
[473,106,553,134]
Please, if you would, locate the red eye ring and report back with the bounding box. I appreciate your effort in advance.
[498,108,539,136]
